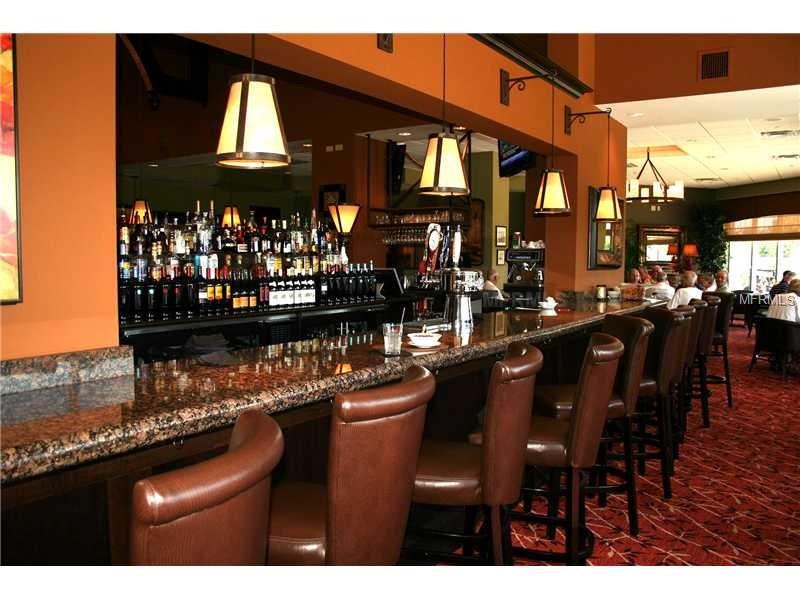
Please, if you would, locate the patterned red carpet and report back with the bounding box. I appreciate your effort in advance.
[512,325,800,565]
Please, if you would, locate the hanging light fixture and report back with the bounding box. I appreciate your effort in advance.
[221,204,241,228]
[533,71,570,215]
[216,35,290,169]
[419,34,469,196]
[594,111,622,222]
[128,170,153,224]
[625,148,684,204]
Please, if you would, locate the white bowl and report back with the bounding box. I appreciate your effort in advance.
[407,332,441,348]
[539,302,557,310]
[607,290,621,300]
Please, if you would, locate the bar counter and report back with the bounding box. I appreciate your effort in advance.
[1,300,656,485]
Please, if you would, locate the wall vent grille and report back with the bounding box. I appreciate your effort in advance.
[700,51,729,80]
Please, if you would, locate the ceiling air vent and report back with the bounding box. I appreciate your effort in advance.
[626,162,638,168]
[699,50,729,80]
[694,177,723,183]
[761,129,800,138]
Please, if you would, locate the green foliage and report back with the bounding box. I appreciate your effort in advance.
[694,201,727,273]
[625,224,640,272]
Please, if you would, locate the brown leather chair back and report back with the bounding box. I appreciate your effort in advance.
[130,410,284,565]
[674,303,702,368]
[642,307,687,395]
[326,365,435,565]
[601,314,655,416]
[567,333,624,469]
[481,341,544,506]
[704,291,733,340]
[696,295,720,355]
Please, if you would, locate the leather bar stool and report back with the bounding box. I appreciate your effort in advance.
[411,342,543,565]
[532,315,653,537]
[632,308,688,499]
[672,302,703,451]
[130,410,284,565]
[692,295,720,427]
[703,291,734,408]
[512,333,624,565]
[267,365,435,565]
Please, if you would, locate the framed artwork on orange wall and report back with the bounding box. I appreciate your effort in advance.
[0,33,21,303]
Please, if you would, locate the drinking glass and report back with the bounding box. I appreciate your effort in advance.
[382,323,403,356]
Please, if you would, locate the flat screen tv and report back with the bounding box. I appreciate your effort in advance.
[498,140,535,178]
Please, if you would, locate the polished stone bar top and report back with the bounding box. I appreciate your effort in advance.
[1,300,655,484]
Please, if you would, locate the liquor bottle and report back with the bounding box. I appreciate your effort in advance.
[268,269,278,310]
[368,260,377,301]
[145,266,158,322]
[306,269,316,306]
[184,263,196,320]
[247,269,258,313]
[160,266,171,321]
[319,264,329,306]
[132,268,145,324]
[197,268,208,318]
[276,271,286,308]
[346,263,357,304]
[172,265,184,320]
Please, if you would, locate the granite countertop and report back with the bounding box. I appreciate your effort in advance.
[1,300,657,484]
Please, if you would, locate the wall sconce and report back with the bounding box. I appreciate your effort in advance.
[328,203,360,236]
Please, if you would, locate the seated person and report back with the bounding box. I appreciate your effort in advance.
[697,272,716,292]
[651,271,675,301]
[637,266,653,284]
[770,270,797,298]
[767,278,800,323]
[483,268,507,300]
[627,268,642,284]
[713,269,729,293]
[668,270,703,309]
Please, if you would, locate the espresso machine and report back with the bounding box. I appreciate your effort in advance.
[504,248,545,307]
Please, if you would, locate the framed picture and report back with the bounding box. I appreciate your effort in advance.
[587,187,623,270]
[495,225,507,248]
[1,34,22,303]
[496,248,506,266]
[465,198,484,267]
[318,183,346,215]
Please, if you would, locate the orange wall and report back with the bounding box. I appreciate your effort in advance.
[595,34,800,104]
[191,34,628,295]
[0,35,118,360]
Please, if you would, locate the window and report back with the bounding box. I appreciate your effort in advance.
[727,239,800,293]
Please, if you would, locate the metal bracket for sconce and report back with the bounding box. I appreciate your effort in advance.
[499,68,550,106]
[564,106,612,135]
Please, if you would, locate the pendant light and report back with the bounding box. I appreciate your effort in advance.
[594,111,622,222]
[216,35,290,169]
[419,34,469,196]
[533,72,570,215]
[128,169,153,224]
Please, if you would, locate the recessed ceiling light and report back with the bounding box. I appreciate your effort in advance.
[720,167,729,171]
[147,163,159,167]
[765,117,783,122]
[706,155,716,159]
[301,143,312,148]
[397,131,412,137]
[627,112,645,118]
[396,142,406,146]
[453,125,467,131]
[685,138,698,143]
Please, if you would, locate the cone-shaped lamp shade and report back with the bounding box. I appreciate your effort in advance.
[667,243,679,256]
[594,186,622,222]
[328,203,361,235]
[129,199,153,224]
[221,205,241,228]
[419,133,469,196]
[533,169,570,215]
[682,243,699,258]
[216,74,290,169]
